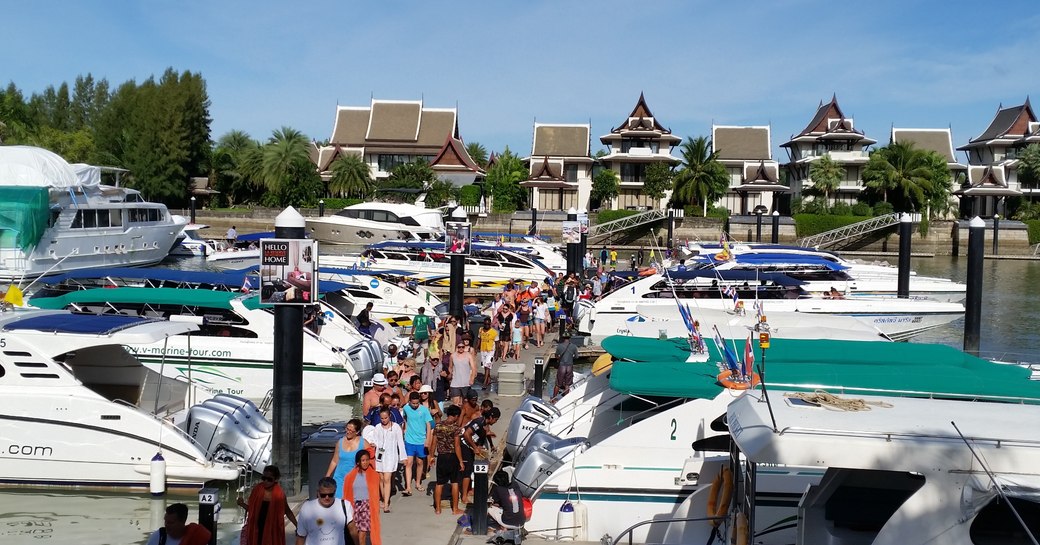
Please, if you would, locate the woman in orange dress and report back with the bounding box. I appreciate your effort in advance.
[343,449,383,545]
[237,465,298,545]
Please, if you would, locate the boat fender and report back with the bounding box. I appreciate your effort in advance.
[717,370,761,391]
[556,501,575,541]
[706,467,733,527]
[733,511,749,545]
[150,451,166,496]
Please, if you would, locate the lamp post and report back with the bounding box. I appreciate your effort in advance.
[318,199,325,217]
[755,209,763,242]
[449,206,468,319]
[897,213,912,298]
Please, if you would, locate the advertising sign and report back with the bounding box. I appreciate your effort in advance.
[577,211,589,234]
[561,221,581,244]
[259,239,318,304]
[445,221,471,255]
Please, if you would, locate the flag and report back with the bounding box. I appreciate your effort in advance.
[712,325,739,372]
[4,285,23,307]
[722,285,739,303]
[676,300,693,333]
[743,334,755,379]
[754,300,764,320]
[241,277,252,293]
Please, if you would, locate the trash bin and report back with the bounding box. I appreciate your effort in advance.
[302,424,344,499]
[468,314,487,344]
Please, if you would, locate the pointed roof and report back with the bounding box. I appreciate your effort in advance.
[955,165,1021,196]
[611,92,668,134]
[891,128,963,165]
[800,94,847,135]
[521,156,570,188]
[960,99,1038,149]
[329,99,459,154]
[735,161,789,192]
[532,124,591,158]
[429,135,484,174]
[781,95,873,148]
[486,152,498,170]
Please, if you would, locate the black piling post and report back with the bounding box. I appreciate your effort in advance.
[530,208,537,236]
[471,459,490,535]
[992,214,1000,255]
[449,207,467,319]
[964,216,985,355]
[771,211,780,244]
[273,207,306,495]
[533,356,545,398]
[666,208,675,251]
[578,208,588,275]
[318,199,325,217]
[566,208,578,276]
[897,213,912,298]
[755,211,763,243]
[189,196,196,224]
[197,488,219,545]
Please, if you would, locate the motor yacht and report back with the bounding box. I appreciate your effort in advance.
[305,202,444,246]
[0,146,186,280]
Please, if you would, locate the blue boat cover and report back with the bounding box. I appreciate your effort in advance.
[237,231,276,242]
[3,313,152,335]
[666,269,805,286]
[367,240,535,254]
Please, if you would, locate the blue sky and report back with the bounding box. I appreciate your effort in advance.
[4,1,1039,160]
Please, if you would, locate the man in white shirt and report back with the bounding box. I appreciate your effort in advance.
[226,225,237,244]
[296,477,359,545]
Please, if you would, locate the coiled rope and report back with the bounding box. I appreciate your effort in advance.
[783,390,893,411]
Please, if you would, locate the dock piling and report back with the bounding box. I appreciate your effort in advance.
[897,213,911,298]
[964,216,985,355]
[272,207,305,495]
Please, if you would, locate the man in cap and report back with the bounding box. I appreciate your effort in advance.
[363,373,388,416]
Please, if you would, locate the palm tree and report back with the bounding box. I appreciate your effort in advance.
[260,126,321,206]
[862,141,936,211]
[808,155,843,207]
[328,154,373,198]
[466,141,489,169]
[671,136,729,214]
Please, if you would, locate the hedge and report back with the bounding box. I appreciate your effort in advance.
[1027,220,1040,245]
[794,214,873,237]
[596,209,640,223]
[313,197,364,210]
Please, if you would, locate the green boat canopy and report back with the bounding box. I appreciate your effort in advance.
[31,287,255,310]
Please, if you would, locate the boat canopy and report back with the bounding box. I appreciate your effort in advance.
[601,336,694,362]
[2,313,160,335]
[367,240,536,254]
[38,267,348,294]
[0,186,50,253]
[666,269,805,286]
[609,360,723,398]
[0,145,84,189]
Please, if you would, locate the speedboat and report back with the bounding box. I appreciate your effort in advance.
[576,270,964,342]
[0,146,186,280]
[305,202,444,246]
[318,268,442,332]
[0,308,265,491]
[169,221,212,257]
[205,232,271,270]
[321,241,555,287]
[672,391,1040,545]
[28,287,376,400]
[508,335,1040,544]
[472,232,567,273]
[683,242,966,302]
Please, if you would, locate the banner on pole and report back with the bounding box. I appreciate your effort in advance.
[259,238,318,304]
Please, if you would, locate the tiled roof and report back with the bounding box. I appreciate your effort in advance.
[713,126,771,161]
[611,92,668,134]
[965,99,1037,144]
[528,156,563,180]
[533,124,590,158]
[329,101,459,148]
[430,136,484,174]
[891,128,958,163]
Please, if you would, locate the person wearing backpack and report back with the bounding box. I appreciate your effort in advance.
[561,278,578,319]
[146,503,211,545]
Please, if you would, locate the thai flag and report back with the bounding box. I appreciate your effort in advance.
[754,300,764,320]
[241,277,252,293]
[712,325,740,373]
[723,285,739,303]
[743,335,755,379]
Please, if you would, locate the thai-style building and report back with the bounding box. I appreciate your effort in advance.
[712,125,786,214]
[521,123,593,211]
[889,127,966,218]
[312,98,480,183]
[781,95,876,205]
[597,93,681,210]
[955,99,1039,217]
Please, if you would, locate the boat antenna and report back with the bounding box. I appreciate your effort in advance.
[650,228,692,334]
[951,421,1039,545]
[154,336,171,449]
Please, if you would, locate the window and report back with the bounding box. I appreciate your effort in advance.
[71,211,83,228]
[565,164,579,184]
[620,163,646,184]
[83,210,97,228]
[377,154,413,172]
[110,210,123,227]
[970,496,1040,544]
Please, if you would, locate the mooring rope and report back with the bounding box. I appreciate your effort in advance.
[783,390,893,411]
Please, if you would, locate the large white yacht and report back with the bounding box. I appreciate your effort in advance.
[0,146,186,280]
[0,308,257,491]
[305,202,444,246]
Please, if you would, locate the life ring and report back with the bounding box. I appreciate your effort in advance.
[715,251,730,261]
[706,467,733,527]
[717,370,761,390]
[733,511,749,545]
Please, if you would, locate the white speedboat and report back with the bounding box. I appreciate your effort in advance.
[508,336,1040,544]
[169,221,212,257]
[29,287,376,400]
[0,146,186,280]
[473,233,568,273]
[319,268,442,332]
[204,232,271,270]
[684,391,1040,545]
[577,271,963,342]
[305,202,444,246]
[321,241,554,288]
[0,308,251,491]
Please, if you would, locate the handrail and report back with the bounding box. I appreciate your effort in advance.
[798,213,900,249]
[763,382,1040,405]
[610,515,725,545]
[589,209,668,240]
[777,425,1040,448]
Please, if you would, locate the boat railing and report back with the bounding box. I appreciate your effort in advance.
[259,389,274,415]
[111,397,212,452]
[776,424,1040,449]
[582,395,687,444]
[609,515,725,545]
[763,382,1040,405]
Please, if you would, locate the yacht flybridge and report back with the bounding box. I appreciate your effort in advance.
[305,202,444,246]
[0,146,185,279]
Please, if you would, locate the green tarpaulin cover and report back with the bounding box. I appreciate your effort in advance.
[0,187,49,253]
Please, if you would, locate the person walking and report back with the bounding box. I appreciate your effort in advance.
[370,409,406,513]
[554,332,579,398]
[478,319,497,388]
[637,246,645,268]
[430,404,466,515]
[325,418,367,497]
[448,341,476,407]
[146,503,211,545]
[609,247,618,268]
[402,392,434,496]
[411,307,433,363]
[238,465,298,545]
[342,450,382,545]
[296,477,359,545]
[226,225,238,245]
[599,247,608,267]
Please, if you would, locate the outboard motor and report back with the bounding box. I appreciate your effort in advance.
[517,429,561,465]
[512,437,590,497]
[181,394,273,471]
[573,300,595,323]
[517,395,561,420]
[506,411,550,461]
[346,339,381,382]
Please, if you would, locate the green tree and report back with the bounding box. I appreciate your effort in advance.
[424,179,459,208]
[327,153,374,198]
[212,130,259,207]
[643,162,674,201]
[807,155,843,206]
[670,136,729,214]
[483,147,527,212]
[861,141,942,213]
[466,141,488,169]
[1018,143,1040,190]
[260,126,322,206]
[591,168,619,208]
